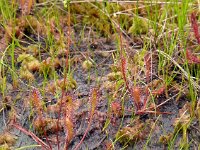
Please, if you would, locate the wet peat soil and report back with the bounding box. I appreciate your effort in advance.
[0,12,200,150]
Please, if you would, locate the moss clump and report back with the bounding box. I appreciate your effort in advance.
[47,76,77,93]
[107,71,122,81]
[17,53,40,81]
[82,59,93,71]
[19,67,35,81]
[115,124,144,144]
[70,3,132,37]
[17,53,40,72]
[39,57,61,76]
[58,76,77,91]
[128,16,148,35]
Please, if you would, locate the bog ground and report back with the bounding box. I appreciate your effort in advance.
[0,1,200,150]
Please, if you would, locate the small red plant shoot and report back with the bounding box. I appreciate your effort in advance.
[20,0,34,15]
[32,89,44,118]
[121,56,144,111]
[186,12,200,64]
[32,89,52,149]
[111,101,122,117]
[121,56,131,93]
[191,12,200,44]
[152,86,166,96]
[132,87,143,111]
[110,101,122,125]
[144,53,151,83]
[121,56,168,114]
[63,113,74,150]
[63,94,75,149]
[186,49,200,64]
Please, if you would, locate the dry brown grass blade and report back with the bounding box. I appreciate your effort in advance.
[136,110,172,115]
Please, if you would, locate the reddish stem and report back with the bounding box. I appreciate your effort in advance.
[11,123,50,150]
[56,3,71,150]
[144,53,151,83]
[74,88,98,150]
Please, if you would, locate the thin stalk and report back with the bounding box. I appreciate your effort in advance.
[74,88,98,150]
[56,2,71,150]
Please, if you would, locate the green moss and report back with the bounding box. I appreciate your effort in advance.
[115,124,144,145]
[19,66,35,81]
[82,60,93,71]
[128,16,148,35]
[70,3,133,37]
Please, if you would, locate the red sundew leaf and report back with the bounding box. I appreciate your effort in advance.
[64,117,74,147]
[121,56,130,92]
[144,53,151,83]
[111,101,122,117]
[152,86,166,96]
[90,88,98,115]
[32,89,52,149]
[121,56,143,111]
[32,88,44,117]
[132,87,143,110]
[20,0,34,15]
[191,12,200,44]
[186,49,200,64]
[121,56,145,111]
[19,0,25,10]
